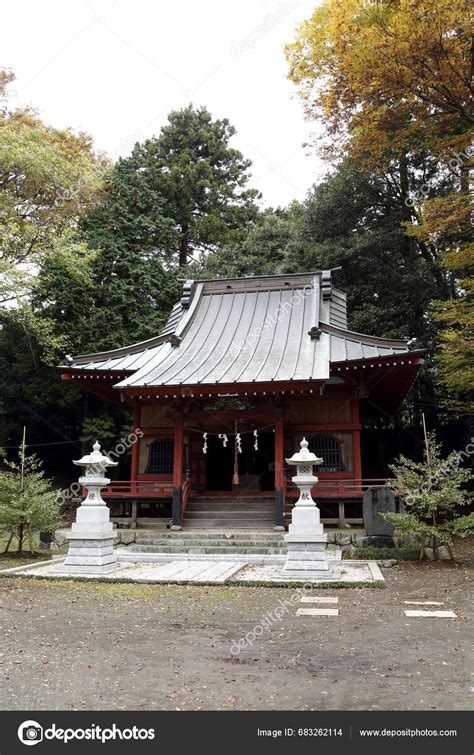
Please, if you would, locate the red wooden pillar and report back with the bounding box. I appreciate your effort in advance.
[172,424,184,528]
[351,398,362,482]
[274,419,285,530]
[130,404,140,489]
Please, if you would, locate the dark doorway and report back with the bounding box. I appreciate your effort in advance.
[206,435,233,490]
[206,432,275,492]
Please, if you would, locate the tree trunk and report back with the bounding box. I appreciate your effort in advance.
[446,542,456,562]
[432,535,438,561]
[398,153,450,298]
[179,223,190,267]
[459,162,469,195]
[18,524,24,558]
[4,532,13,554]
[419,534,426,561]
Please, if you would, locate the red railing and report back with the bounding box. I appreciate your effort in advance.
[98,477,389,500]
[285,478,389,498]
[99,480,174,498]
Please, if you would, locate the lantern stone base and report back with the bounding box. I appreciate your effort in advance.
[282,510,340,579]
[62,505,121,574]
[282,536,341,579]
[63,536,120,573]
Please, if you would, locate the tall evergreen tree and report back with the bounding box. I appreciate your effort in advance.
[81,105,260,349]
[284,161,450,340]
[199,205,306,279]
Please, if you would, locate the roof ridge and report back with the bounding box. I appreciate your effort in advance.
[320,323,411,349]
[189,269,340,284]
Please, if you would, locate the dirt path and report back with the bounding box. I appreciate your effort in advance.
[0,546,472,711]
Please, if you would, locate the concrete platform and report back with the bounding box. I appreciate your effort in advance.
[0,555,384,586]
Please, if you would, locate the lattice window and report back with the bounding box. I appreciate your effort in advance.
[145,438,174,474]
[308,435,344,472]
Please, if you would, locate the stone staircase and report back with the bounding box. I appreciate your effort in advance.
[126,531,286,555]
[183,496,276,530]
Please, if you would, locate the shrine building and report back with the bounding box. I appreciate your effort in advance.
[60,270,424,530]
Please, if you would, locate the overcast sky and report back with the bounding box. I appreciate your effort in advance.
[3,0,326,208]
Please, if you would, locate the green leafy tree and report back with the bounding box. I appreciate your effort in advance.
[79,154,180,349]
[385,432,473,561]
[285,161,448,339]
[0,451,60,556]
[285,1,472,414]
[0,76,106,304]
[199,204,306,279]
[146,104,260,267]
[79,414,132,455]
[80,105,260,349]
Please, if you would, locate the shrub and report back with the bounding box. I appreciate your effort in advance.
[384,432,473,560]
[0,452,60,556]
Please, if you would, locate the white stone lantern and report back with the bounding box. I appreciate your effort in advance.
[63,441,121,574]
[286,438,323,515]
[282,438,337,577]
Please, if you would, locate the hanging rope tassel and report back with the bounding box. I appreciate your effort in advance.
[232,422,240,485]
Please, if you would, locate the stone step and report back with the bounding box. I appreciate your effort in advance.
[184,520,275,529]
[135,531,283,541]
[185,511,274,520]
[186,503,275,512]
[127,544,286,555]
[188,497,274,502]
[134,538,285,548]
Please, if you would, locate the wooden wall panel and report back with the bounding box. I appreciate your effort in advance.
[286,395,352,423]
[140,405,174,428]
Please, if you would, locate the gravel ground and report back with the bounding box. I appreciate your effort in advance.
[0,541,472,711]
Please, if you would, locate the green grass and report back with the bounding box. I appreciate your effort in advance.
[0,533,57,570]
[227,578,385,589]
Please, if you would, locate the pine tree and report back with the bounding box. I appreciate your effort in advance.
[0,451,60,557]
[385,432,473,560]
[81,105,260,349]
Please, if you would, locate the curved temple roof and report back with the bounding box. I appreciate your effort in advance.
[62,272,422,390]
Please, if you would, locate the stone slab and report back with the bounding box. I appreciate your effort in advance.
[66,546,115,557]
[404,601,444,606]
[300,596,339,604]
[283,560,330,571]
[285,551,329,562]
[63,554,118,566]
[285,534,326,543]
[404,610,457,618]
[61,561,122,574]
[66,529,115,539]
[363,487,396,537]
[285,542,327,552]
[296,608,339,616]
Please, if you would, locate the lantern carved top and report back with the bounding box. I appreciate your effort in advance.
[286,438,323,467]
[73,440,118,469]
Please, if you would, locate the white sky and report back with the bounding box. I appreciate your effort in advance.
[3,0,325,208]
